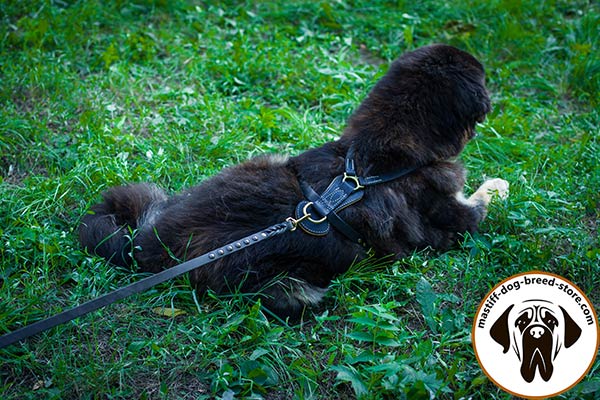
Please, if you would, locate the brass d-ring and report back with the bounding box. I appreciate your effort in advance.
[303,202,327,224]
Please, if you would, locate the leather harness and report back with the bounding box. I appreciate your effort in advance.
[295,144,419,246]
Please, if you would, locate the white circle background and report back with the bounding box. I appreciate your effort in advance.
[473,272,599,398]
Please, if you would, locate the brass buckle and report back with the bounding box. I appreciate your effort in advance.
[342,173,364,191]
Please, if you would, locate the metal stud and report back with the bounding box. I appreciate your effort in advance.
[235,243,242,248]
[252,236,258,241]
[209,254,216,259]
[226,246,233,251]
[261,233,267,238]
[218,250,225,255]
[244,239,250,245]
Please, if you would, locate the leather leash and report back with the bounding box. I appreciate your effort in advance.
[0,219,296,349]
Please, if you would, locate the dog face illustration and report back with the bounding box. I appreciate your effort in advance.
[490,300,582,383]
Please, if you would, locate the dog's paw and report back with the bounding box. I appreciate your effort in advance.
[470,178,509,205]
[481,178,509,200]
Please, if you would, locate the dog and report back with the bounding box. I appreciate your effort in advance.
[490,300,582,382]
[79,44,508,319]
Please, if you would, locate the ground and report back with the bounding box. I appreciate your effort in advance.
[0,0,598,399]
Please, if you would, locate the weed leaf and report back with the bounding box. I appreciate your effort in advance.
[151,307,186,317]
[416,277,438,333]
[330,365,368,397]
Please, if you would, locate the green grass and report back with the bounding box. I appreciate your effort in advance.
[1,0,598,398]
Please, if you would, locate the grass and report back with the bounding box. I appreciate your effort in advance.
[0,0,598,398]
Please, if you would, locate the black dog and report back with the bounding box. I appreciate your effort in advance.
[79,44,508,319]
[490,300,582,382]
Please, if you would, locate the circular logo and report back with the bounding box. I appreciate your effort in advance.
[472,271,599,399]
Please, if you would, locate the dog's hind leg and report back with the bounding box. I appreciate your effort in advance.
[79,183,167,267]
[259,279,327,320]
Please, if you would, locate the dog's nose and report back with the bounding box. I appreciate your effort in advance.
[530,326,545,339]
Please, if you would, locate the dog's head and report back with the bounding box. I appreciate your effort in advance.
[490,300,582,383]
[344,44,490,169]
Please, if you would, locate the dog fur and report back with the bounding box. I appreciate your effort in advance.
[79,44,508,319]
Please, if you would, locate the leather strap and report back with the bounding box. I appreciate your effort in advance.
[346,144,419,187]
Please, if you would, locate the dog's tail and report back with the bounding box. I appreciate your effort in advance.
[79,183,167,267]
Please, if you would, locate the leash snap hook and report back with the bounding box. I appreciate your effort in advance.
[287,201,325,231]
[286,217,299,231]
[342,173,364,191]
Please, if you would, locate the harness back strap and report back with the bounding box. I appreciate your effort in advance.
[300,182,365,244]
[295,144,419,245]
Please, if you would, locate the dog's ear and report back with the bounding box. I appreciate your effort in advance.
[490,304,514,353]
[559,306,582,348]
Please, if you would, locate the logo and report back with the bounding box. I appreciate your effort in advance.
[472,271,599,399]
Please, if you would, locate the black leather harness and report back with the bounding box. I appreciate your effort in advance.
[295,145,419,247]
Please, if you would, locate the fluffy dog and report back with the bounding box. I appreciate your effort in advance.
[490,300,582,382]
[79,44,508,319]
